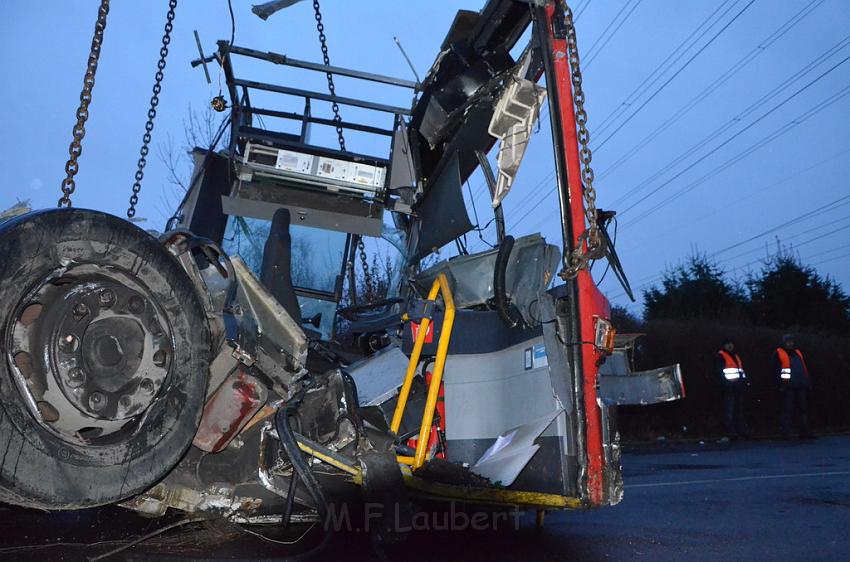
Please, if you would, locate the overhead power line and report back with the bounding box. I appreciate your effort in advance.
[517,73,850,240]
[582,0,643,71]
[613,43,850,213]
[604,196,850,302]
[811,249,850,267]
[593,0,757,151]
[595,0,825,183]
[487,0,763,239]
[478,0,749,236]
[621,80,850,228]
[575,0,592,22]
[590,0,739,137]
[709,194,850,257]
[719,213,850,264]
[805,242,850,263]
[614,147,850,256]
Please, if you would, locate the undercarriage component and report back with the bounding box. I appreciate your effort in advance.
[119,482,263,518]
[11,267,174,437]
[0,209,210,509]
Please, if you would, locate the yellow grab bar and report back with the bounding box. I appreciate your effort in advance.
[390,273,456,469]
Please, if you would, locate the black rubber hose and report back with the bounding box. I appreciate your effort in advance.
[273,405,335,559]
[282,460,299,528]
[493,235,523,329]
[275,406,328,523]
[281,415,302,529]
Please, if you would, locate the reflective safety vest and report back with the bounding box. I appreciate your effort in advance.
[718,350,745,381]
[776,348,809,381]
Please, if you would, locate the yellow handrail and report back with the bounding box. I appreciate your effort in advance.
[390,273,456,469]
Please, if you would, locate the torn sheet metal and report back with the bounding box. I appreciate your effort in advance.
[346,345,411,406]
[470,407,562,486]
[251,0,306,20]
[231,256,307,370]
[598,364,685,406]
[120,482,262,518]
[193,369,268,453]
[411,153,474,261]
[414,233,559,326]
[0,200,32,224]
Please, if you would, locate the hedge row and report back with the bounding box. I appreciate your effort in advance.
[617,320,850,439]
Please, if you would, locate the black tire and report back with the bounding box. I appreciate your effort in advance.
[0,209,210,509]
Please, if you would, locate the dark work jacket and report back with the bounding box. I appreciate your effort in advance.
[772,348,811,390]
[714,352,747,390]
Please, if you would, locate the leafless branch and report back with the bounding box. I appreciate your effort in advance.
[157,133,188,192]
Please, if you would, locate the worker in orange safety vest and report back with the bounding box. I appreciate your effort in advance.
[715,338,749,440]
[773,334,815,439]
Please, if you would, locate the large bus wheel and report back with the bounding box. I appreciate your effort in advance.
[0,209,210,509]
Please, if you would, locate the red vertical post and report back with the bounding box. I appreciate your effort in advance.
[545,2,608,506]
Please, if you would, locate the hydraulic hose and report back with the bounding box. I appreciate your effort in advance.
[275,405,329,523]
[493,235,523,329]
[273,403,334,559]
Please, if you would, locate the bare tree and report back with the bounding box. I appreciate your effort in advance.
[155,104,227,221]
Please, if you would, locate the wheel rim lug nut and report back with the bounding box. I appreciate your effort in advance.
[67,367,86,388]
[72,302,89,320]
[99,289,115,307]
[59,334,79,353]
[153,350,168,368]
[140,379,155,395]
[128,296,146,314]
[89,392,106,412]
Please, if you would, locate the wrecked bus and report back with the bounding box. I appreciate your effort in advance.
[0,0,682,546]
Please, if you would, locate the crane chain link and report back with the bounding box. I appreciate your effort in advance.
[560,2,605,279]
[312,0,347,152]
[358,239,374,298]
[58,0,111,208]
[312,0,371,302]
[127,0,177,219]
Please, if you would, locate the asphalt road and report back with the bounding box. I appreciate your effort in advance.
[357,435,850,561]
[2,435,848,561]
[530,435,850,561]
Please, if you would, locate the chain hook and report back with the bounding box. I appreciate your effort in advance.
[558,1,604,279]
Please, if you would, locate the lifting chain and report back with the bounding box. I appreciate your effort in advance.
[345,237,375,304]
[358,238,374,297]
[312,1,371,302]
[127,0,178,219]
[560,2,605,279]
[312,0,347,152]
[58,0,110,208]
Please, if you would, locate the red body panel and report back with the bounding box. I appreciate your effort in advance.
[193,369,268,453]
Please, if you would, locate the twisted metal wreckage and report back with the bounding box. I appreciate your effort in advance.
[0,0,683,548]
